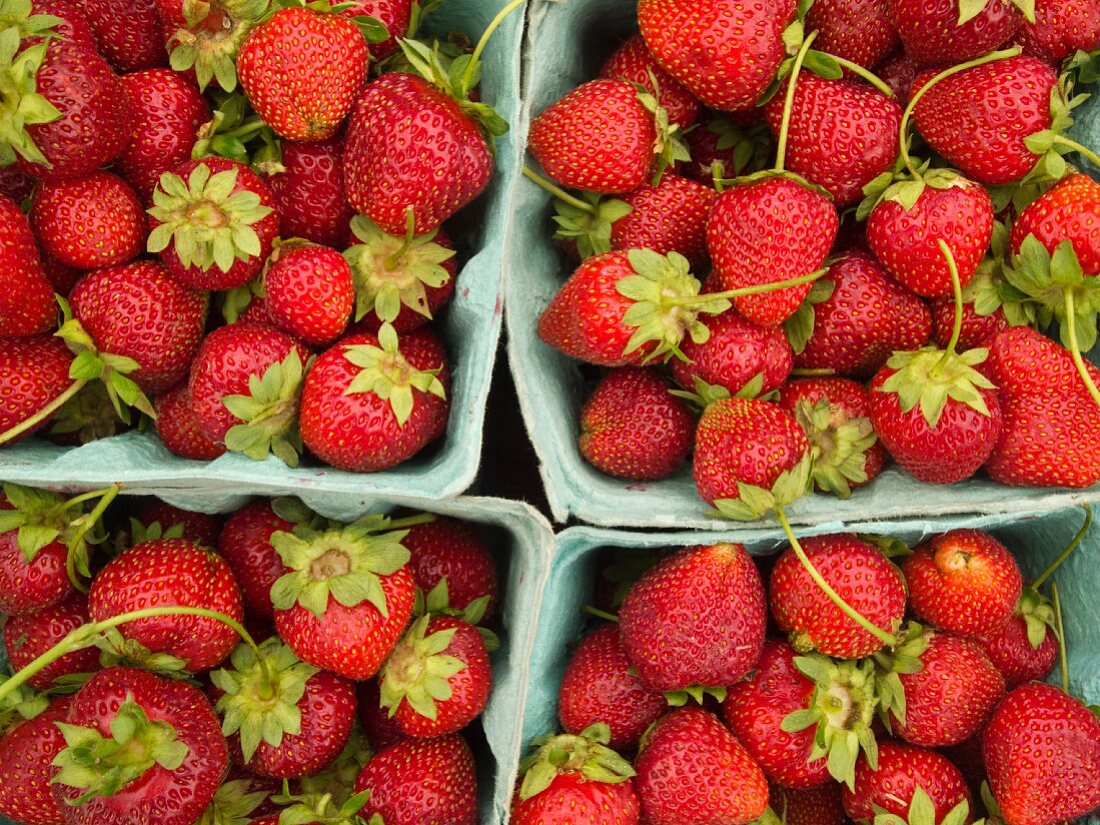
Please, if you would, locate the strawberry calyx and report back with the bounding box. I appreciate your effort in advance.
[94,628,191,677]
[518,723,635,801]
[195,778,271,825]
[780,654,880,790]
[670,373,767,412]
[48,382,127,445]
[221,346,308,467]
[630,76,691,186]
[193,90,282,169]
[413,578,500,650]
[789,396,878,500]
[0,6,62,168]
[876,346,996,428]
[0,681,48,734]
[271,786,376,825]
[870,621,931,731]
[710,454,813,521]
[872,785,975,825]
[1019,71,1099,186]
[166,0,271,92]
[265,0,389,44]
[664,683,728,707]
[856,165,972,221]
[147,162,275,274]
[344,213,457,326]
[527,175,634,261]
[783,277,835,354]
[378,614,466,721]
[1015,587,1058,650]
[296,726,373,800]
[959,0,1034,25]
[341,323,448,425]
[703,116,773,182]
[221,276,265,323]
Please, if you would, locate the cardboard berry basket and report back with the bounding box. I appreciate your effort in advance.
[521,505,1100,824]
[0,0,527,505]
[505,0,1100,528]
[0,488,555,825]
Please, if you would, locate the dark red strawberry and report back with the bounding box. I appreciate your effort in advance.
[402,516,498,619]
[338,0,411,58]
[578,367,695,481]
[0,195,56,339]
[216,499,305,621]
[890,0,1024,65]
[841,741,973,823]
[1015,0,1100,64]
[672,309,793,399]
[31,171,146,271]
[978,615,1058,690]
[0,164,35,203]
[298,326,450,472]
[930,295,1008,349]
[357,677,408,751]
[0,696,72,825]
[875,47,919,103]
[618,543,766,695]
[0,336,72,444]
[768,783,848,825]
[132,501,222,547]
[683,110,773,184]
[39,252,82,298]
[3,591,98,689]
[265,137,355,249]
[608,175,717,270]
[264,242,354,347]
[76,0,167,71]
[153,383,228,461]
[599,34,700,129]
[806,0,898,69]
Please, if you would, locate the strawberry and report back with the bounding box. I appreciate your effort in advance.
[1015,0,1100,65]
[2,592,100,690]
[805,0,898,69]
[693,397,812,517]
[216,499,306,621]
[131,500,223,547]
[156,0,268,92]
[0,696,71,825]
[903,529,1023,637]
[599,34,700,129]
[983,325,1100,487]
[841,741,973,823]
[770,534,906,659]
[30,171,147,271]
[76,0,168,72]
[0,164,35,203]
[0,195,56,339]
[606,175,717,270]
[402,516,498,618]
[766,783,847,825]
[558,624,665,751]
[0,525,71,616]
[0,336,72,444]
[890,0,1024,65]
[578,367,695,481]
[354,734,478,825]
[50,666,228,825]
[357,677,409,751]
[338,0,411,59]
[298,326,450,472]
[117,69,211,202]
[1010,172,1100,272]
[188,322,311,465]
[263,242,354,347]
[637,0,796,111]
[682,110,773,184]
[618,543,766,696]
[930,295,1008,349]
[269,514,418,680]
[153,383,228,461]
[265,136,355,249]
[213,638,356,778]
[977,613,1058,690]
[792,249,932,378]
[237,6,370,141]
[28,0,96,48]
[983,682,1100,825]
[635,707,769,825]
[876,47,919,103]
[379,614,491,737]
[88,537,244,671]
[148,157,280,291]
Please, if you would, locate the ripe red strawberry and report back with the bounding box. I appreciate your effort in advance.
[155,0,268,92]
[890,0,1023,65]
[188,322,311,465]
[76,0,167,72]
[31,171,146,271]
[903,529,1023,637]
[338,0,412,58]
[638,0,796,111]
[805,0,898,69]
[132,501,222,547]
[0,336,72,444]
[599,34,700,129]
[578,367,695,481]
[354,734,478,825]
[841,741,973,823]
[768,783,848,825]
[793,249,933,378]
[402,516,498,618]
[1011,172,1100,272]
[0,696,72,825]
[3,592,100,689]
[911,55,1059,185]
[930,295,1008,349]
[636,707,769,825]
[608,175,717,270]
[770,534,906,659]
[154,383,228,461]
[270,515,417,680]
[117,69,211,201]
[983,682,1100,825]
[265,137,355,249]
[238,6,369,141]
[39,252,82,298]
[975,588,1059,689]
[299,326,450,472]
[558,622,667,750]
[672,309,793,399]
[263,243,354,347]
[693,398,812,515]
[0,529,70,616]
[619,543,766,695]
[707,175,838,326]
[1015,0,1100,65]
[28,0,96,49]
[379,614,491,737]
[216,499,303,621]
[88,537,244,671]
[0,195,56,339]
[983,325,1100,487]
[51,666,228,825]
[763,73,902,207]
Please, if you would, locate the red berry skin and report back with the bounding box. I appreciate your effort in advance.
[805,0,898,69]
[0,195,56,339]
[893,633,1005,748]
[0,336,72,443]
[0,503,72,615]
[265,137,355,249]
[619,543,766,693]
[31,171,146,270]
[70,260,209,394]
[903,530,1022,637]
[876,47,919,104]
[890,0,1021,66]
[599,34,700,130]
[636,707,769,825]
[299,328,450,473]
[578,367,695,481]
[975,615,1058,689]
[930,298,1007,350]
[672,310,793,398]
[117,69,211,202]
[29,0,96,48]
[357,678,409,750]
[510,771,641,825]
[611,175,717,271]
[528,79,657,195]
[3,592,99,689]
[842,741,972,822]
[772,783,848,825]
[154,383,228,461]
[1011,173,1100,275]
[558,623,666,751]
[1015,0,1100,65]
[722,639,832,790]
[983,682,1100,825]
[88,538,244,671]
[216,500,295,621]
[338,0,412,59]
[0,697,72,825]
[75,0,167,72]
[354,734,478,825]
[770,534,907,659]
[132,501,222,546]
[265,244,354,347]
[402,517,498,617]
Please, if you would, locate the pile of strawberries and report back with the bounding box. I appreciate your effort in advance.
[0,484,501,825]
[526,0,1100,517]
[514,516,1100,825]
[0,0,516,472]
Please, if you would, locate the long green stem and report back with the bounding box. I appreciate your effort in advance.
[0,379,85,446]
[1053,135,1100,170]
[1032,506,1093,589]
[829,54,895,98]
[774,507,899,648]
[672,267,828,307]
[933,239,964,374]
[522,166,596,213]
[64,485,121,595]
[462,0,525,92]
[583,605,620,623]
[384,513,438,531]
[1051,581,1069,693]
[790,368,836,377]
[1063,291,1100,410]
[775,31,818,173]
